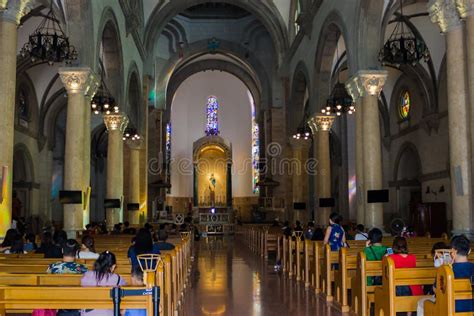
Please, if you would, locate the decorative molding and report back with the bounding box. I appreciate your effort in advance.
[455,0,474,18]
[58,67,98,95]
[428,0,463,33]
[0,0,34,24]
[351,70,388,97]
[345,76,361,101]
[104,113,129,132]
[307,115,335,133]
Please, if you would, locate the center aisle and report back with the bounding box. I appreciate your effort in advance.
[180,236,343,316]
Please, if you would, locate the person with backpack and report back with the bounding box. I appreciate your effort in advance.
[364,228,387,286]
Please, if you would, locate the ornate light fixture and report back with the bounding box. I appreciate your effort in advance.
[123,127,141,141]
[292,114,312,141]
[20,0,77,65]
[378,0,430,67]
[322,82,355,116]
[91,59,118,115]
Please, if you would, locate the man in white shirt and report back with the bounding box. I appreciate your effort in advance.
[354,224,368,240]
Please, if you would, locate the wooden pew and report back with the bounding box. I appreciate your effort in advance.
[0,286,153,315]
[374,256,437,316]
[0,273,131,285]
[424,265,473,316]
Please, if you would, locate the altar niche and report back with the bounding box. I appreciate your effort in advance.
[193,136,232,208]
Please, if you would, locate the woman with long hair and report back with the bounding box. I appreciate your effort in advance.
[0,229,18,252]
[80,251,126,315]
[77,235,99,259]
[128,228,160,270]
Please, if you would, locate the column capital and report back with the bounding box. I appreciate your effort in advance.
[428,0,463,33]
[348,70,388,97]
[455,0,474,18]
[104,113,129,133]
[59,67,99,95]
[0,0,34,24]
[307,115,335,133]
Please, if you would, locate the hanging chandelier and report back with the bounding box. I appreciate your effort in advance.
[123,127,141,141]
[91,59,119,115]
[378,0,430,67]
[20,0,77,65]
[322,82,355,116]
[292,115,312,141]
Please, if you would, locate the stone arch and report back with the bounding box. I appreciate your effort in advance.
[312,11,351,113]
[143,0,288,64]
[13,143,35,183]
[96,7,125,105]
[288,61,311,136]
[15,72,39,135]
[126,62,142,132]
[393,142,423,182]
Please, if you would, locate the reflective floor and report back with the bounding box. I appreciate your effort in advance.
[181,237,346,316]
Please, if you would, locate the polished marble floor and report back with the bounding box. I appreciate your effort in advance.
[181,237,345,316]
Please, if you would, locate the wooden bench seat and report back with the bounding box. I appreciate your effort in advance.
[424,265,474,316]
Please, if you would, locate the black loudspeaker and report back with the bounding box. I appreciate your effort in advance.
[104,199,121,208]
[127,203,140,211]
[59,191,83,204]
[293,202,306,210]
[367,190,389,203]
[319,198,335,208]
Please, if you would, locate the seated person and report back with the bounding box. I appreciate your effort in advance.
[35,232,53,254]
[124,266,147,316]
[389,237,423,298]
[0,228,17,253]
[122,221,136,235]
[23,233,37,252]
[324,212,346,251]
[81,251,126,316]
[5,235,25,254]
[304,222,315,240]
[45,230,67,258]
[155,231,175,251]
[128,228,161,270]
[354,224,369,240]
[47,239,88,274]
[364,228,387,285]
[77,235,99,259]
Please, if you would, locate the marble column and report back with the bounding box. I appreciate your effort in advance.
[289,138,310,223]
[104,113,128,229]
[59,67,98,237]
[127,140,141,225]
[346,78,365,225]
[308,115,335,225]
[430,0,473,236]
[0,1,33,238]
[349,70,387,229]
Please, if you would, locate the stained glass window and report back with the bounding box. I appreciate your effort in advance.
[399,90,411,120]
[294,0,301,35]
[251,106,260,195]
[166,122,171,193]
[205,96,219,136]
[18,89,28,121]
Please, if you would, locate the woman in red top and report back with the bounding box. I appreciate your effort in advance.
[389,237,424,298]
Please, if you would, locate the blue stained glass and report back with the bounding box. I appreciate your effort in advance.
[205,96,220,136]
[252,109,260,194]
[166,122,171,193]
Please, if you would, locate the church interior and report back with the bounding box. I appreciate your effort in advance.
[0,0,473,315]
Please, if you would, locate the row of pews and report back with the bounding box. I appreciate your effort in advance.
[238,225,474,316]
[0,232,193,316]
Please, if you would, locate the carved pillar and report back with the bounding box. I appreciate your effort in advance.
[127,140,142,225]
[59,67,98,237]
[346,77,365,225]
[289,138,310,223]
[430,0,473,236]
[0,0,33,238]
[104,113,128,228]
[349,70,387,229]
[308,115,335,225]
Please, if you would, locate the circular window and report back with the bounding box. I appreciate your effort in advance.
[399,90,411,120]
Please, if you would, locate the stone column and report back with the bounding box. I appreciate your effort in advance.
[308,115,335,225]
[127,140,141,225]
[289,138,310,223]
[104,113,128,229]
[59,67,98,237]
[0,1,33,238]
[349,70,387,229]
[346,78,365,225]
[430,0,473,236]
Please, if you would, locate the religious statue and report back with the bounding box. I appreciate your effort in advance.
[209,173,216,206]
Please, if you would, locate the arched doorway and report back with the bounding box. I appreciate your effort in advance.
[12,145,35,219]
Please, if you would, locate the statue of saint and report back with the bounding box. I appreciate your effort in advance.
[209,173,216,206]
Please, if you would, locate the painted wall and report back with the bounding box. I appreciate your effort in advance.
[170,71,255,200]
